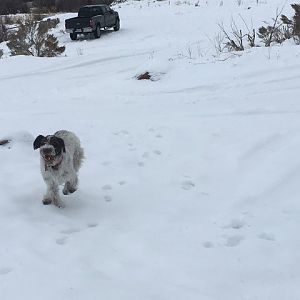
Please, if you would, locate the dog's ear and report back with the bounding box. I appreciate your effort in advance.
[50,137,66,154]
[33,135,46,150]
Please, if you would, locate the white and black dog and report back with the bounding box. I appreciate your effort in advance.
[33,130,84,207]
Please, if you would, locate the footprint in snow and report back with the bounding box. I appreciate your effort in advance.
[104,195,112,202]
[0,267,12,275]
[225,235,244,247]
[128,143,136,151]
[203,241,214,248]
[142,152,149,158]
[258,233,275,241]
[225,219,246,230]
[181,180,196,190]
[87,222,98,228]
[102,184,112,191]
[153,150,162,155]
[56,236,68,245]
[138,162,145,167]
[60,228,81,235]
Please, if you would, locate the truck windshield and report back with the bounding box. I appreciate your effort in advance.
[78,7,103,17]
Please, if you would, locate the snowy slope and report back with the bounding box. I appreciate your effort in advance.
[1,1,300,299]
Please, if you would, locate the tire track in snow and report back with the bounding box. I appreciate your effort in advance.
[0,51,149,82]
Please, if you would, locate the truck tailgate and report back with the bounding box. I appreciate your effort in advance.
[65,17,90,29]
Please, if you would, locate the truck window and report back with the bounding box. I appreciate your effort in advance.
[78,7,103,17]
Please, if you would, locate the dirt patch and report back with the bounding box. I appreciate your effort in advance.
[137,71,152,80]
[0,139,10,146]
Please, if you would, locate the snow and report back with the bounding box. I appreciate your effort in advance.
[1,0,300,299]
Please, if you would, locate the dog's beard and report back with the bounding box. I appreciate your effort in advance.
[42,154,55,166]
[43,154,54,162]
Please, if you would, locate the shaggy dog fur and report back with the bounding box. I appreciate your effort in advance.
[33,130,84,207]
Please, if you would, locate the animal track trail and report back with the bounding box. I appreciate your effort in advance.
[56,223,99,246]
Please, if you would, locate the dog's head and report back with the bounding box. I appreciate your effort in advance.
[33,135,65,166]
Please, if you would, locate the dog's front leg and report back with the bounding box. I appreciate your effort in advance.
[43,179,63,207]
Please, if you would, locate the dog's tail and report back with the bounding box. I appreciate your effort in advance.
[74,146,84,172]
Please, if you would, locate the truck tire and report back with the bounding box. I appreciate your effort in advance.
[94,25,101,39]
[70,33,77,40]
[114,19,120,31]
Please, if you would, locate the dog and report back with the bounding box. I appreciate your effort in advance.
[33,130,84,207]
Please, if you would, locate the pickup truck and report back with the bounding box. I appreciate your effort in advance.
[65,5,120,40]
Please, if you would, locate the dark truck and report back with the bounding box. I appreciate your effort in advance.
[65,5,120,40]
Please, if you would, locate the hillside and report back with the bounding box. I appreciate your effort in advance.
[0,1,299,299]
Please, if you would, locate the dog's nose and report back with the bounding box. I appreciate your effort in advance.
[42,148,52,154]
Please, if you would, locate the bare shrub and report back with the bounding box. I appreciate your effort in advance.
[217,16,257,53]
[218,21,245,51]
[3,15,24,25]
[0,49,3,59]
[7,16,65,57]
[258,7,285,46]
[239,14,256,47]
[0,20,8,42]
[0,0,28,15]
[281,4,300,44]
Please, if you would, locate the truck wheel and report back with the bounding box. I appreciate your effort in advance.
[70,33,77,40]
[114,19,120,31]
[94,25,101,39]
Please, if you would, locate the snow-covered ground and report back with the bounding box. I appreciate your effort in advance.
[1,0,300,299]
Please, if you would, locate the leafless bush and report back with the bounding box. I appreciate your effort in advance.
[0,0,29,15]
[257,7,285,46]
[3,15,24,25]
[7,16,65,57]
[207,32,225,56]
[0,49,3,59]
[0,20,8,42]
[239,14,256,47]
[281,4,300,44]
[218,21,245,51]
[217,16,257,53]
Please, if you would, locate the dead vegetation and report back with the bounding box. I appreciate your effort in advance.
[0,139,10,146]
[137,71,152,80]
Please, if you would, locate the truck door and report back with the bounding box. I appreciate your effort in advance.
[103,6,114,27]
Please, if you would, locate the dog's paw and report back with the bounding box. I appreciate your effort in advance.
[42,198,52,205]
[62,187,69,195]
[63,183,77,195]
